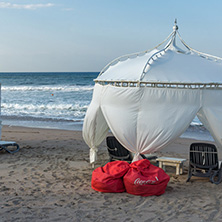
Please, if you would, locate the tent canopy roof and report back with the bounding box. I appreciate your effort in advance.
[96,20,222,85]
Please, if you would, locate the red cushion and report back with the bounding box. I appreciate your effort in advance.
[91,161,130,193]
[123,159,170,196]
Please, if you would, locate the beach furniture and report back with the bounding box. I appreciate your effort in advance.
[0,141,20,154]
[91,161,130,193]
[187,143,222,184]
[156,157,186,175]
[106,136,132,162]
[106,136,157,163]
[123,159,170,196]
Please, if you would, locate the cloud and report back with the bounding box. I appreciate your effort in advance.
[0,2,54,10]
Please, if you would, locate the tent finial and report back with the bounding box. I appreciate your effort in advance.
[173,18,178,31]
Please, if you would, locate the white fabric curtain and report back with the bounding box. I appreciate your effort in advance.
[197,89,222,150]
[83,84,202,163]
[0,84,1,140]
[83,84,109,164]
[83,83,222,164]
[101,85,201,161]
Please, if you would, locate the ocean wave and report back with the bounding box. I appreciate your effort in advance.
[2,103,88,110]
[1,85,94,92]
[1,103,88,120]
[1,115,83,123]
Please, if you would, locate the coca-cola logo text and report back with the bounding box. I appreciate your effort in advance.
[134,177,158,185]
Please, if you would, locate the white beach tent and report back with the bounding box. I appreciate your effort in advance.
[83,20,222,165]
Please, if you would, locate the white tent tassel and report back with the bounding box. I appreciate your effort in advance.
[132,153,143,162]
[90,147,98,165]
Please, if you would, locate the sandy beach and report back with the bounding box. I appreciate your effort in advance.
[0,125,222,222]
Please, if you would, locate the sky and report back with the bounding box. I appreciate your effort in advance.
[1,0,222,72]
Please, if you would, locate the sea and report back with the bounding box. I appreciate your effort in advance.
[0,72,97,131]
[0,72,213,141]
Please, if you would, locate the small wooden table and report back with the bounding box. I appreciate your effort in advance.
[156,157,186,175]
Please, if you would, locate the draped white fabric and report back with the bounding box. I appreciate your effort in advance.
[82,84,109,164]
[82,84,222,164]
[97,49,222,83]
[197,90,222,150]
[98,49,159,81]
[101,85,200,161]
[143,51,222,83]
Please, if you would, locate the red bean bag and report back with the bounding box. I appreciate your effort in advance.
[91,161,130,193]
[123,159,170,196]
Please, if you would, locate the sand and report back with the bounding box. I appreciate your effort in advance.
[0,125,222,222]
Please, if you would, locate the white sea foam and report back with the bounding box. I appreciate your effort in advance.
[1,103,88,120]
[2,85,94,92]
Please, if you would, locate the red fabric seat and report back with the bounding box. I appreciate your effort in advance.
[91,161,130,193]
[123,159,170,196]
